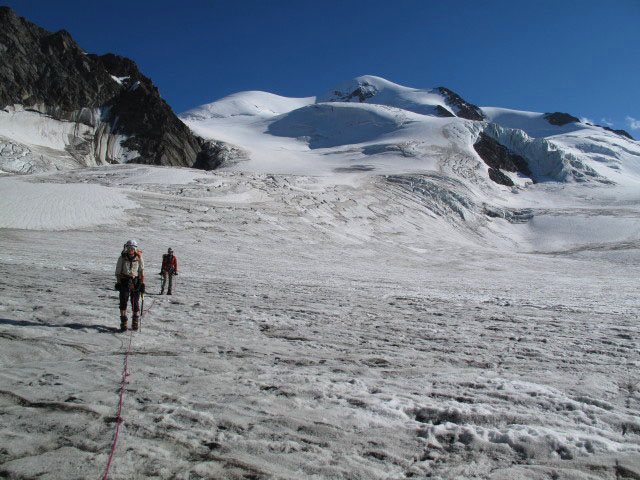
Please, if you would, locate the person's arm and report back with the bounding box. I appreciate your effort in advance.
[115,256,123,282]
[173,257,178,274]
[139,257,145,283]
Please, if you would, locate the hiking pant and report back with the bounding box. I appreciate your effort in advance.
[161,271,174,292]
[119,277,140,314]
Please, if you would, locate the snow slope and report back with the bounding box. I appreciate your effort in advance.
[1,76,640,479]
[316,75,458,117]
[0,164,639,480]
[0,175,136,230]
[481,107,640,185]
[181,76,640,188]
[181,91,315,120]
[0,105,137,175]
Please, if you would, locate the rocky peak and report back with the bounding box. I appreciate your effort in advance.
[40,29,77,54]
[436,87,486,121]
[0,7,217,170]
[602,126,634,140]
[546,112,635,141]
[544,112,580,126]
[328,81,379,103]
[0,8,116,112]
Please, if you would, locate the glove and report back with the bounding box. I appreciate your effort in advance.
[115,282,120,291]
[174,272,178,276]
[139,283,146,294]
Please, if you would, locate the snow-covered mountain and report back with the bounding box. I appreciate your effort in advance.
[0,4,637,188]
[181,75,639,188]
[176,75,640,253]
[2,13,640,480]
[316,76,486,120]
[0,7,225,174]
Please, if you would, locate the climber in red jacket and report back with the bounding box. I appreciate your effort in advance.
[159,248,178,295]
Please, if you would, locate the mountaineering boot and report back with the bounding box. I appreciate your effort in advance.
[167,289,172,295]
[160,288,164,295]
[120,315,128,332]
[132,316,139,331]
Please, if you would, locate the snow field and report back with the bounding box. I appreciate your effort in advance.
[0,175,137,230]
[0,165,639,479]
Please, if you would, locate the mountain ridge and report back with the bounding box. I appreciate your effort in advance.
[181,75,639,190]
[0,6,224,173]
[0,7,636,187]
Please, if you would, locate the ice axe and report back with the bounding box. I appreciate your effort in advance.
[139,293,144,332]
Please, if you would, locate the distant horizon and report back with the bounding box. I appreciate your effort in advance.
[3,0,639,135]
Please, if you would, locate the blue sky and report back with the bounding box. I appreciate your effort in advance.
[5,0,639,134]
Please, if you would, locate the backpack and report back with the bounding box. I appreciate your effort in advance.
[122,248,143,259]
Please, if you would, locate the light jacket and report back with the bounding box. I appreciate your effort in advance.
[116,251,144,281]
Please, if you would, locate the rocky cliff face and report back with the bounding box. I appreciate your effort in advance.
[192,139,249,170]
[544,112,634,140]
[327,81,379,103]
[473,132,531,187]
[479,123,611,184]
[0,7,215,171]
[543,112,580,126]
[436,87,486,121]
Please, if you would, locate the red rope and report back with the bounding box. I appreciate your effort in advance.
[102,298,155,480]
[102,328,133,480]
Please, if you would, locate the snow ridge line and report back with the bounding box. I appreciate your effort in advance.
[102,298,156,480]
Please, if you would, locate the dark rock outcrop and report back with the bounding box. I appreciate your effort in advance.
[546,112,634,140]
[434,105,455,118]
[544,112,580,126]
[329,81,378,103]
[473,132,532,186]
[601,126,634,140]
[0,7,214,168]
[192,139,248,170]
[0,11,119,113]
[584,122,635,141]
[436,87,486,121]
[321,78,484,121]
[488,167,514,187]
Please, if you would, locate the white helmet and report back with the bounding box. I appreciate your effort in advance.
[125,239,138,249]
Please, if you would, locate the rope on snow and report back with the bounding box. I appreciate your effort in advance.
[102,298,156,480]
